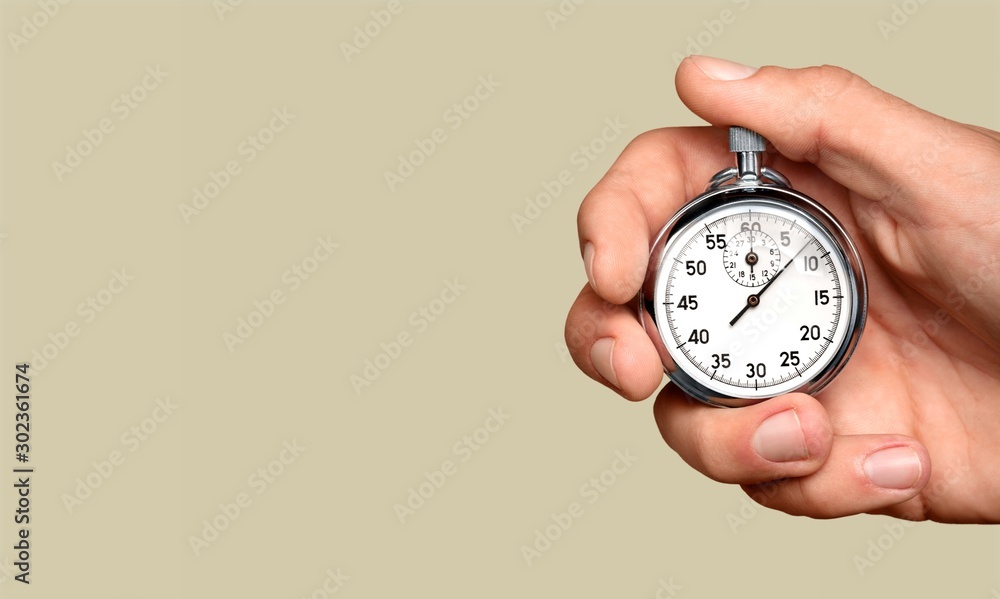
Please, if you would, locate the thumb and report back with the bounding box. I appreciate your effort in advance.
[674,56,991,227]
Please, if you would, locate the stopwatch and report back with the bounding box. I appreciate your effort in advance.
[640,127,867,408]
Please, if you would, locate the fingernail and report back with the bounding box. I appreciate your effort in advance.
[590,337,620,389]
[688,55,758,81]
[583,242,597,290]
[864,447,922,489]
[753,409,809,462]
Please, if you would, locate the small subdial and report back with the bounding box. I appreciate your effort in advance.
[723,230,781,287]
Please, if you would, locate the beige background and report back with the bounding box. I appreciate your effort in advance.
[2,0,999,597]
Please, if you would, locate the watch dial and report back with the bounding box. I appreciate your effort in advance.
[653,198,856,400]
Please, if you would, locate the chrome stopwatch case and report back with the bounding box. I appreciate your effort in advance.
[640,127,867,408]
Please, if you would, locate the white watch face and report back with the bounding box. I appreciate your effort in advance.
[652,197,857,400]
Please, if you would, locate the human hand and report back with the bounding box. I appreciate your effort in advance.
[565,56,1000,522]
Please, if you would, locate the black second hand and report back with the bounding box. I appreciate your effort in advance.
[729,244,808,327]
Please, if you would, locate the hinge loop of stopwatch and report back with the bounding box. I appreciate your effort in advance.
[706,126,791,191]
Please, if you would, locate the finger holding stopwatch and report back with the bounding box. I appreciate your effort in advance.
[577,128,736,305]
[654,389,833,483]
[565,284,665,400]
[655,386,931,518]
[741,435,931,519]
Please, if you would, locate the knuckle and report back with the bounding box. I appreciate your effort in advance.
[615,129,679,182]
[580,130,660,214]
[771,64,863,163]
[624,129,668,155]
[806,64,858,100]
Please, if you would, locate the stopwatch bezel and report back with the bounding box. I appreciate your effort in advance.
[639,184,868,408]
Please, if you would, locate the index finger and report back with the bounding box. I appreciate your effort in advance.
[577,127,733,305]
